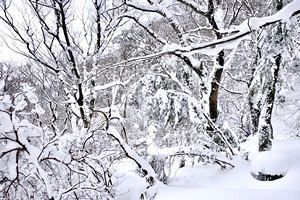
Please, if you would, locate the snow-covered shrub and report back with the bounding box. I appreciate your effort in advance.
[0,66,116,199]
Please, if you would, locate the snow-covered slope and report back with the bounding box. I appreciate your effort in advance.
[116,138,300,200]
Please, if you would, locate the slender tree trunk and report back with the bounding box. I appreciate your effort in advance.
[209,51,224,122]
[206,0,224,123]
[257,0,283,151]
[248,61,261,136]
[258,54,281,151]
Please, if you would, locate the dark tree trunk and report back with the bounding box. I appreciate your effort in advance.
[206,0,224,123]
[209,51,224,122]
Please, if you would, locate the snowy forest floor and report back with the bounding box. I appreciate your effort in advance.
[115,136,300,200]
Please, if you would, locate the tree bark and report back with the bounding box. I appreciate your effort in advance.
[206,0,224,123]
[257,0,283,151]
[258,54,281,151]
[209,51,224,121]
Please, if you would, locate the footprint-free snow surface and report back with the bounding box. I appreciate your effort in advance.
[116,137,300,200]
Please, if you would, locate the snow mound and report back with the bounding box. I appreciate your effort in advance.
[251,151,292,176]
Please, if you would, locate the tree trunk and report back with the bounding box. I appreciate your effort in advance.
[257,0,283,151]
[209,51,224,122]
[258,54,281,151]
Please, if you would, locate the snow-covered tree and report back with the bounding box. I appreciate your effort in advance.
[247,0,300,151]
[0,0,168,198]
[1,0,300,199]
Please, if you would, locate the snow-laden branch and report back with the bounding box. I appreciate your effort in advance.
[203,113,236,156]
[107,126,163,187]
[175,0,207,16]
[108,0,300,67]
[93,75,134,91]
[126,0,185,44]
[146,142,234,168]
[120,15,167,44]
[218,82,244,95]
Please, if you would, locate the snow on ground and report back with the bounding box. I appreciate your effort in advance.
[114,71,300,200]
[251,150,292,176]
[108,55,300,199]
[115,137,300,200]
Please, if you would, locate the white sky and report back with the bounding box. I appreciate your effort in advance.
[0,0,127,63]
[0,0,94,63]
[0,42,26,62]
